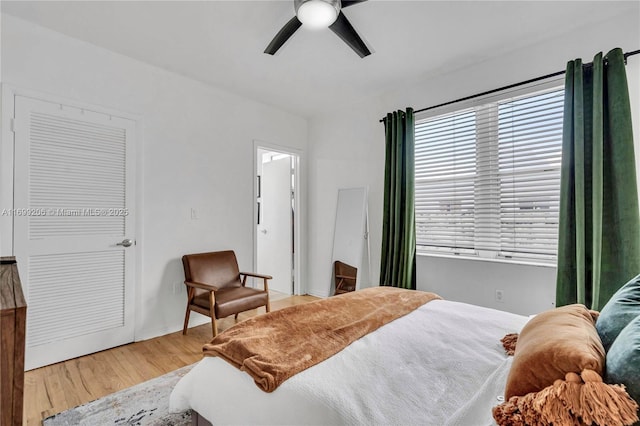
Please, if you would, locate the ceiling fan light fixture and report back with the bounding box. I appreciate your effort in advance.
[296,0,340,29]
[265,0,370,58]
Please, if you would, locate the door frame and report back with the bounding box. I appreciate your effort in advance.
[253,140,303,296]
[0,84,144,341]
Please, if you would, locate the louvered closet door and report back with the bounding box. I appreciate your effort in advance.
[13,96,136,370]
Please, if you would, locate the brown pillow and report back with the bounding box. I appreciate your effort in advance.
[504,304,605,399]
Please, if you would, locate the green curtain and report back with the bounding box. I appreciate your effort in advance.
[380,108,416,289]
[556,48,640,310]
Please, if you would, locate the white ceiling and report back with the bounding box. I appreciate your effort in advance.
[2,1,638,117]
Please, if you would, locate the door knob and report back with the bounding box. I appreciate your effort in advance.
[260,229,267,234]
[116,239,134,247]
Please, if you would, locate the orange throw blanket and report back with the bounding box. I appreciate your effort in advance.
[203,287,441,392]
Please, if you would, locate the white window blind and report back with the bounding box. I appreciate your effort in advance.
[415,86,564,264]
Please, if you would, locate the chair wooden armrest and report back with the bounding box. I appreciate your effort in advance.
[184,281,219,292]
[239,272,271,291]
[240,272,273,280]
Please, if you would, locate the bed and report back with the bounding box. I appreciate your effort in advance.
[170,280,640,426]
[169,287,530,425]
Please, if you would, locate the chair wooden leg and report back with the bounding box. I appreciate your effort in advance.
[182,307,191,335]
[209,291,218,337]
[264,278,271,313]
[211,317,218,337]
[183,287,195,335]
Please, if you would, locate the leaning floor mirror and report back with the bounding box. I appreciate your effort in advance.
[330,187,369,296]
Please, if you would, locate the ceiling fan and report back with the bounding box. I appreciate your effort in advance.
[264,0,371,58]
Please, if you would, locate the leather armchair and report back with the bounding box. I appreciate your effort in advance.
[182,250,271,337]
[334,260,357,295]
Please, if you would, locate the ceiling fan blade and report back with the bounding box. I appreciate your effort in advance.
[341,0,368,8]
[328,11,371,58]
[264,16,302,55]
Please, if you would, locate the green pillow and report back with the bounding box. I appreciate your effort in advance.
[605,314,640,404]
[596,274,640,351]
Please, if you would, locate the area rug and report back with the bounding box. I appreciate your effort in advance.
[43,364,195,426]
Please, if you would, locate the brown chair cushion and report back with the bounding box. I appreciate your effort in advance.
[214,287,269,318]
[504,304,605,399]
[192,286,268,317]
[183,251,242,289]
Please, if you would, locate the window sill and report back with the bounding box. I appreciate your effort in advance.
[416,250,557,269]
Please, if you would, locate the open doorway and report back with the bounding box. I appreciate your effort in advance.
[255,144,300,297]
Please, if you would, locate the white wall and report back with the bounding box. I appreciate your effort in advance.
[1,15,308,339]
[308,11,640,315]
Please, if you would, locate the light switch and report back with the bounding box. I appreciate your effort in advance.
[190,208,198,220]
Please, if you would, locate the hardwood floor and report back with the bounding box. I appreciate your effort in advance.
[23,294,318,425]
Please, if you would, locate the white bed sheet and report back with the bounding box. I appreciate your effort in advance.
[170,299,529,426]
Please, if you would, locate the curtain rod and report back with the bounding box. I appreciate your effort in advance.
[379,49,640,123]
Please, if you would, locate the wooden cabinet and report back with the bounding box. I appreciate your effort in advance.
[0,257,26,426]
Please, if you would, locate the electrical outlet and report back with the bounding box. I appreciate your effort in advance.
[495,289,504,302]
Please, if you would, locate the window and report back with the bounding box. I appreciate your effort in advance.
[414,86,564,265]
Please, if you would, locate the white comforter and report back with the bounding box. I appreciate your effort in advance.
[170,299,529,426]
